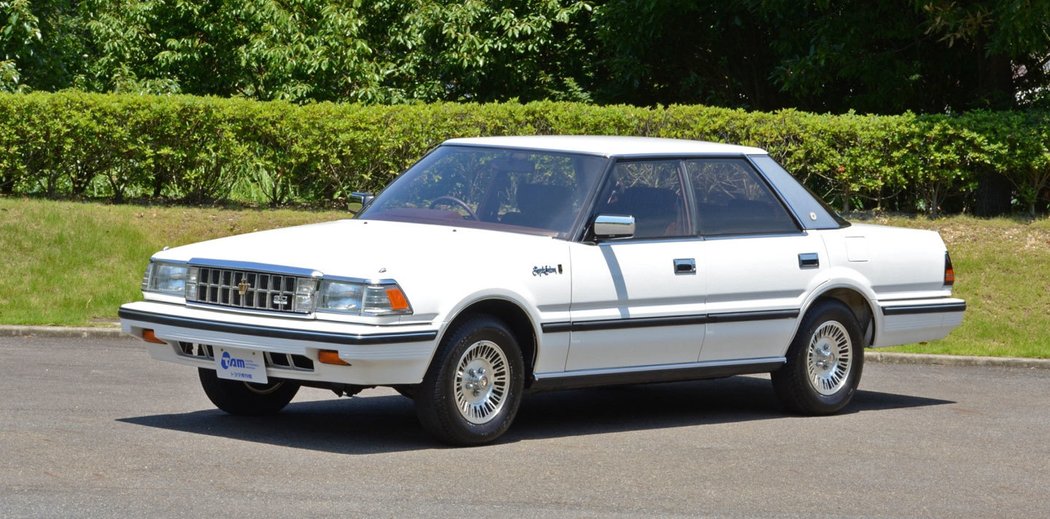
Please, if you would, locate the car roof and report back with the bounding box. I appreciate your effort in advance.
[442,135,768,157]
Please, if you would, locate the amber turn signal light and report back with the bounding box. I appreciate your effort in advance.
[142,329,166,344]
[318,349,350,366]
[384,286,411,312]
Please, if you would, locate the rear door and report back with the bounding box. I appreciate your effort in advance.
[685,158,826,362]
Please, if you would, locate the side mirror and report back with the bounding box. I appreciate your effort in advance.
[593,214,635,240]
[349,191,374,215]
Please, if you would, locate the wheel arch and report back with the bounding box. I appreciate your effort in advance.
[803,285,877,347]
[439,298,539,388]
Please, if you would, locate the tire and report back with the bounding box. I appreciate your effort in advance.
[198,368,300,416]
[771,300,864,415]
[415,316,524,446]
[392,385,418,400]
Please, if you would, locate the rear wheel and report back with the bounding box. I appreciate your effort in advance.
[198,368,300,416]
[415,316,524,446]
[772,300,864,415]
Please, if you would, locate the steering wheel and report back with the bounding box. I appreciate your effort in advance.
[429,196,478,220]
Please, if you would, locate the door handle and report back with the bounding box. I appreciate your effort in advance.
[674,258,696,275]
[798,253,819,269]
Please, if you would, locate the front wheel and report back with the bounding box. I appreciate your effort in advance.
[198,368,300,416]
[772,300,864,415]
[415,316,524,446]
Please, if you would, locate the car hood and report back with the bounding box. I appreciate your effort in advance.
[151,219,563,280]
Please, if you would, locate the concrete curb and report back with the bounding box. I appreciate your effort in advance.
[2,325,1048,369]
[0,325,130,340]
[864,350,1050,369]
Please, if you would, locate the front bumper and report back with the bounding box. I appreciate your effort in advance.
[119,301,440,385]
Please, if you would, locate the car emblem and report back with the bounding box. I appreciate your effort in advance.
[532,265,560,276]
[237,279,251,296]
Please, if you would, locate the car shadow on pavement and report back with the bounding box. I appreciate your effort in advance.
[117,375,953,454]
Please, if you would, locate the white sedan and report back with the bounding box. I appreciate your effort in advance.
[120,136,965,445]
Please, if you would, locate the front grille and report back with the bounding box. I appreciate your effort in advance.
[176,342,314,372]
[188,266,308,314]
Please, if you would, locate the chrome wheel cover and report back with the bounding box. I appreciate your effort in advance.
[454,340,510,425]
[806,321,853,396]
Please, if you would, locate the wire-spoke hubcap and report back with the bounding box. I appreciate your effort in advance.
[454,340,510,424]
[806,321,853,396]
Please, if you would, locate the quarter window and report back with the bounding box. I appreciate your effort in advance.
[685,159,798,236]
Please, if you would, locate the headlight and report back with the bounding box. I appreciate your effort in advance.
[142,261,189,296]
[317,280,412,316]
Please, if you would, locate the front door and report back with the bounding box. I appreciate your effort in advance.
[565,160,706,371]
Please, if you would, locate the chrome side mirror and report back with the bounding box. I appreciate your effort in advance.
[593,214,635,240]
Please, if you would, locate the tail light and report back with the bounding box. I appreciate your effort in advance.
[944,252,955,287]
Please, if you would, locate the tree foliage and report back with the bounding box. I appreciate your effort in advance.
[1,0,1047,111]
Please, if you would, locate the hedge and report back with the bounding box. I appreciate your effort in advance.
[1,91,1047,215]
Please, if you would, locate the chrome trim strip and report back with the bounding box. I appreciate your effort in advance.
[119,308,438,346]
[320,275,401,285]
[707,309,800,323]
[881,302,967,316]
[184,302,316,320]
[540,309,799,333]
[188,258,322,278]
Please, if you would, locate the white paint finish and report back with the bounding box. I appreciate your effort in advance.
[125,316,437,385]
[444,135,766,157]
[565,240,706,370]
[122,138,966,391]
[875,311,965,348]
[701,319,799,361]
[845,236,870,262]
[873,298,966,348]
[696,233,826,361]
[832,224,949,296]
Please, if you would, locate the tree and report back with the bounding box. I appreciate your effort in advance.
[1,0,1047,112]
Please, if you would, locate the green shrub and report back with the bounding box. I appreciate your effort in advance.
[0,91,1046,214]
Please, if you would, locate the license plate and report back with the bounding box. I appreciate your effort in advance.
[214,346,268,384]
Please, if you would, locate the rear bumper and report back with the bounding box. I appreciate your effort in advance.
[873,298,966,348]
[119,301,439,385]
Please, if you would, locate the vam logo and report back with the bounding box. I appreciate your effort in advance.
[220,351,246,370]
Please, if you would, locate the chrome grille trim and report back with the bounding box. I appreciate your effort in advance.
[187,266,310,314]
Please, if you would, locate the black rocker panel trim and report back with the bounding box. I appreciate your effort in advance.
[881,302,967,316]
[540,309,799,334]
[529,361,785,392]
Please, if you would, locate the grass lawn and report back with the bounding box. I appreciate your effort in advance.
[861,214,1050,359]
[2,197,1047,358]
[0,198,347,326]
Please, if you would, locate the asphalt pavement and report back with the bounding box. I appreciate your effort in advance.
[2,335,1048,518]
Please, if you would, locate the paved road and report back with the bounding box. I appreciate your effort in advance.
[2,336,1048,518]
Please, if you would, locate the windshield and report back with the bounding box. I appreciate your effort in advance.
[360,145,610,239]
